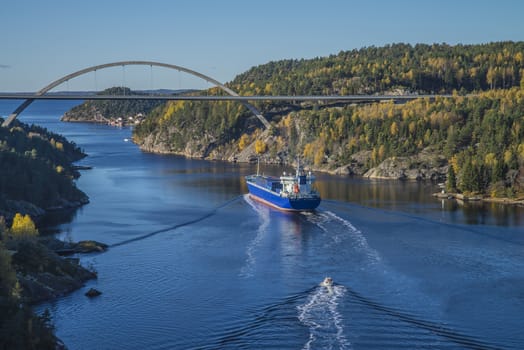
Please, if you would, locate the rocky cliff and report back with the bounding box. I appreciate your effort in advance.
[363,148,447,181]
[9,239,99,303]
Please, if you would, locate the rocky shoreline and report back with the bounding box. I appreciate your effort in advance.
[136,131,448,181]
[135,135,524,206]
[0,197,90,224]
[329,150,447,181]
[433,191,524,206]
[8,237,107,304]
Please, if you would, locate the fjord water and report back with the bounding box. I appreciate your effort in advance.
[3,100,524,349]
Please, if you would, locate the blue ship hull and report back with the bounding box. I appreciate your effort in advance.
[246,180,321,211]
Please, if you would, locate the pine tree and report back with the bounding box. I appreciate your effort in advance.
[459,159,476,193]
[446,165,457,192]
[0,242,18,300]
[0,216,7,241]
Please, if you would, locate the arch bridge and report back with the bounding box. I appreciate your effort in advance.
[1,60,271,129]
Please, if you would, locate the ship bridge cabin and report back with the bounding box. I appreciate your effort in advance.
[279,167,316,197]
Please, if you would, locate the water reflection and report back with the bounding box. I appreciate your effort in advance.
[38,162,524,231]
[315,174,523,227]
[38,208,82,235]
[278,211,303,236]
[458,200,523,226]
[315,175,439,205]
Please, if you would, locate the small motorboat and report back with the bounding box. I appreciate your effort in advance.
[320,277,333,287]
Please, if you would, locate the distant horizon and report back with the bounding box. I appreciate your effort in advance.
[2,0,523,91]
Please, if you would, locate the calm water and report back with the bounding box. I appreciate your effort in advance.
[2,100,524,349]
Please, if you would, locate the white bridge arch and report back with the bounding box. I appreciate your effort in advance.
[2,60,270,128]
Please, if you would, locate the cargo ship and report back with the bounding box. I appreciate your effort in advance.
[245,163,321,211]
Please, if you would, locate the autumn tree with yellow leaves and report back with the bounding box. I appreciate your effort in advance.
[9,213,39,239]
[254,139,267,154]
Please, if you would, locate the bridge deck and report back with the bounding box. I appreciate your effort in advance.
[0,93,450,101]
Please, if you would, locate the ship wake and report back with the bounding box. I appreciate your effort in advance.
[240,194,270,278]
[302,210,381,266]
[297,283,351,350]
[110,195,241,248]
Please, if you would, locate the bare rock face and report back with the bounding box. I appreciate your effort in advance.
[136,133,174,154]
[364,157,409,179]
[136,126,220,159]
[11,241,97,303]
[364,148,447,180]
[328,148,446,180]
[136,119,448,182]
[330,150,372,176]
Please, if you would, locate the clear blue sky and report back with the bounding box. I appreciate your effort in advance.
[1,0,523,91]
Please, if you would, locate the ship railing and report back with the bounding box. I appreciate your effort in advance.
[282,192,319,200]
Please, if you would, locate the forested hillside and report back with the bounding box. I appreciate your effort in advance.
[134,98,252,157]
[232,41,524,96]
[272,89,524,196]
[0,119,92,347]
[134,42,524,198]
[0,120,88,219]
[61,87,165,124]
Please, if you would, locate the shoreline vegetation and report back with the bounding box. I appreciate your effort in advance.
[60,87,170,127]
[433,191,524,206]
[131,42,524,204]
[0,214,106,350]
[0,118,99,349]
[60,42,524,204]
[0,119,89,222]
[65,42,524,205]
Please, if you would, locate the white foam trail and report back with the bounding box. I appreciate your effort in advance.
[240,194,270,278]
[302,211,331,233]
[324,211,443,317]
[297,284,351,350]
[324,210,381,264]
